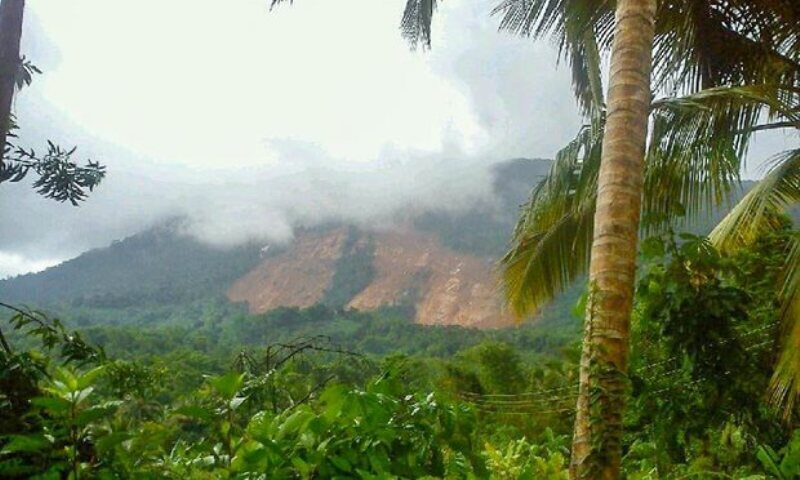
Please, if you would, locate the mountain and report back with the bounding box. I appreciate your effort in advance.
[3,158,761,330]
[0,158,553,329]
[0,220,262,309]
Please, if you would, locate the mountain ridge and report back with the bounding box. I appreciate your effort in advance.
[0,158,552,328]
[2,157,753,330]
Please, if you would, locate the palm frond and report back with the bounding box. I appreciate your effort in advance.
[268,0,292,9]
[653,0,800,94]
[651,85,789,155]
[642,85,788,231]
[500,84,796,317]
[492,0,800,112]
[268,0,441,49]
[500,117,602,317]
[710,148,800,253]
[492,0,613,116]
[400,0,438,48]
[502,199,595,318]
[768,235,800,419]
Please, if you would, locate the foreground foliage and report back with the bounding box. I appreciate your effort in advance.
[1,233,800,478]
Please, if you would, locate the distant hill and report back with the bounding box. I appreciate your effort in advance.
[0,159,553,327]
[0,220,262,308]
[2,158,757,330]
[222,159,557,329]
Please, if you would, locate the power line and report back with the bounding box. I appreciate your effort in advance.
[458,324,779,414]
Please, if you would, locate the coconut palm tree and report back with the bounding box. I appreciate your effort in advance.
[556,4,658,477]
[499,6,799,476]
[494,1,799,477]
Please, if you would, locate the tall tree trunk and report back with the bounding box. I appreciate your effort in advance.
[569,1,656,479]
[0,0,25,164]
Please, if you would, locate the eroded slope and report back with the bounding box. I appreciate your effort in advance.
[227,227,516,328]
[227,228,350,311]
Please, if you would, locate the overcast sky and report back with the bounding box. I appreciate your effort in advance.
[0,0,793,278]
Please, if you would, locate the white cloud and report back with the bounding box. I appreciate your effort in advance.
[0,252,60,279]
[25,0,487,167]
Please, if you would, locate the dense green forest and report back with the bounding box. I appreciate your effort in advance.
[1,159,793,479]
[0,220,263,310]
[2,227,798,478]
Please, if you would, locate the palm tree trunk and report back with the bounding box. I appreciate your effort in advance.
[0,0,25,163]
[569,1,656,479]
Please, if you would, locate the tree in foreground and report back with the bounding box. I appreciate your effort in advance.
[0,0,105,204]
[399,0,797,477]
[498,1,799,475]
[549,2,657,477]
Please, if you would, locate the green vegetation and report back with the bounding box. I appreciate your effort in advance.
[322,227,376,309]
[0,221,262,310]
[2,231,800,478]
[1,0,798,477]
[0,1,106,205]
[483,0,800,474]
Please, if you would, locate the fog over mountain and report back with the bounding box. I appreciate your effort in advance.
[0,0,787,278]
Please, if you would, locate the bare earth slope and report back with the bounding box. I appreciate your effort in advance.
[227,227,350,311]
[227,227,516,329]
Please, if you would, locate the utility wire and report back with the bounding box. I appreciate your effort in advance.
[459,326,779,414]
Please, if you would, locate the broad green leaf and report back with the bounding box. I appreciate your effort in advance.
[30,396,71,414]
[94,431,132,454]
[72,387,94,406]
[208,372,245,400]
[0,434,52,455]
[330,455,352,473]
[75,402,120,426]
[756,445,783,478]
[52,367,79,391]
[276,409,314,440]
[76,366,106,389]
[291,456,311,475]
[173,405,214,421]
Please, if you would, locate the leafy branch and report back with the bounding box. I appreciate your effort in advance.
[0,58,106,205]
[0,302,105,365]
[1,139,106,205]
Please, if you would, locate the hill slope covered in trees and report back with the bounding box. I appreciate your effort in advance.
[0,159,559,328]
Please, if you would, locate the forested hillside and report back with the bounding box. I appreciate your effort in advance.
[0,220,262,308]
[0,159,557,328]
[0,156,758,332]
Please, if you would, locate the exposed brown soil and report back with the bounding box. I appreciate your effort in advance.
[227,227,516,329]
[227,227,349,311]
[347,230,516,328]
